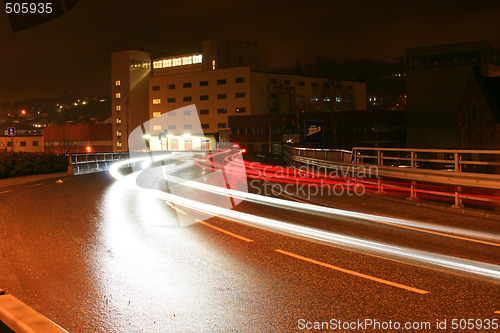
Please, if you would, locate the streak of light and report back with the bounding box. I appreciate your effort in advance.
[109,163,500,282]
[162,172,500,247]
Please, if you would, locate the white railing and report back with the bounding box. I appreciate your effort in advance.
[284,145,500,208]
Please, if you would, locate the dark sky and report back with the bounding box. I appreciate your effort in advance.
[1,0,500,107]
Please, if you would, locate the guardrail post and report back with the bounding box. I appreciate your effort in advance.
[453,186,463,208]
[67,155,74,175]
[377,150,381,166]
[409,180,418,200]
[376,177,384,194]
[454,153,461,172]
[411,152,415,168]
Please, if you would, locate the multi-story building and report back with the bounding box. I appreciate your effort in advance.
[406,41,500,148]
[111,40,366,152]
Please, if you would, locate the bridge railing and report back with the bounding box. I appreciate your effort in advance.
[284,145,500,208]
[68,152,129,175]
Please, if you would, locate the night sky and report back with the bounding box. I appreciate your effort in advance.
[1,0,499,110]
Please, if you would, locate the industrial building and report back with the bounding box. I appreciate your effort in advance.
[111,39,366,152]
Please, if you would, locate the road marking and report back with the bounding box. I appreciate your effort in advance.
[275,249,429,294]
[196,219,254,243]
[0,190,12,194]
[27,183,43,187]
[269,183,500,248]
[165,201,188,215]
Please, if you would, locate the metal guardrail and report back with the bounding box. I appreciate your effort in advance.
[352,147,500,172]
[284,145,500,208]
[0,294,69,332]
[69,152,129,175]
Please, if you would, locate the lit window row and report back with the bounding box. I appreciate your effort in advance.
[130,60,151,69]
[153,54,203,69]
[158,93,245,103]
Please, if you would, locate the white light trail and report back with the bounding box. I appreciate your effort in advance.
[109,157,500,282]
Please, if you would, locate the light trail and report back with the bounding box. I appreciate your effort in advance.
[109,156,500,282]
[160,169,500,247]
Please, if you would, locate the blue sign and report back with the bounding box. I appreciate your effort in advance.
[7,127,15,136]
[304,120,323,143]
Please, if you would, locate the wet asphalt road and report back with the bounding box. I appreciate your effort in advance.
[1,168,500,332]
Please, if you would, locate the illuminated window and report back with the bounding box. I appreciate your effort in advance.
[117,141,122,147]
[183,82,192,88]
[168,125,176,129]
[217,79,226,85]
[154,125,162,130]
[218,123,226,128]
[167,98,176,103]
[182,57,192,65]
[236,107,246,113]
[116,105,121,111]
[235,77,245,83]
[201,124,209,129]
[116,118,121,124]
[168,84,176,89]
[217,108,227,114]
[200,109,209,115]
[200,81,208,86]
[152,86,160,91]
[116,130,122,137]
[153,98,161,104]
[183,96,192,102]
[115,80,121,86]
[217,94,227,100]
[184,124,192,129]
[200,95,209,101]
[153,112,161,118]
[235,92,245,98]
[173,58,182,66]
[212,60,216,70]
[193,54,202,64]
[115,93,121,99]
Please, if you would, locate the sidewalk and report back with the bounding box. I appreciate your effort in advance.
[0,172,70,189]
